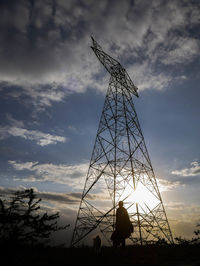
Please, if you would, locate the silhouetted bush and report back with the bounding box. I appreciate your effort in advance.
[0,188,69,246]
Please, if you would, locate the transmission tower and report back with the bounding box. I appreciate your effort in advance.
[71,37,173,246]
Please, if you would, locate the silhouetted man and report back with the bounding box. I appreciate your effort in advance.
[112,201,133,247]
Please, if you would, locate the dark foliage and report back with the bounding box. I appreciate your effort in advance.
[174,224,200,245]
[0,188,69,245]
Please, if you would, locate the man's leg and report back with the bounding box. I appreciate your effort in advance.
[113,239,117,247]
[121,238,125,247]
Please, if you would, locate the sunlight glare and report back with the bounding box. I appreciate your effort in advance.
[117,176,160,214]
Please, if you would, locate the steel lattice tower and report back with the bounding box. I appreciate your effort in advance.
[71,37,173,246]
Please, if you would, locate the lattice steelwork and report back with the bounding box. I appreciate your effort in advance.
[71,37,173,246]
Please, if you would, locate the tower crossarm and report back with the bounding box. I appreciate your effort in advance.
[91,36,139,97]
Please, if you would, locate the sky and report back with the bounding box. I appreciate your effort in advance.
[0,0,200,246]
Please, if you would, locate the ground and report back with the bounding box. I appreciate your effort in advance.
[1,245,200,266]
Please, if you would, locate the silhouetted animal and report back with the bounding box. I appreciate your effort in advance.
[93,235,101,253]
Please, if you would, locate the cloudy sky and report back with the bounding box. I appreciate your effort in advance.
[0,0,200,246]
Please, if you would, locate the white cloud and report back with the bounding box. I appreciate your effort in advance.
[127,61,172,91]
[9,160,88,188]
[8,160,183,194]
[171,161,200,177]
[157,178,182,192]
[0,114,67,146]
[0,125,67,146]
[165,201,186,211]
[9,161,38,171]
[6,114,25,127]
[165,201,200,239]
[160,37,200,65]
[7,83,66,112]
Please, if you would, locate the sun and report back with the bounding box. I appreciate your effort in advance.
[116,175,160,214]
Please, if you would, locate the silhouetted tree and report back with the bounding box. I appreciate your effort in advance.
[0,188,69,245]
[155,237,169,246]
[175,224,200,245]
[191,223,200,244]
[174,236,191,245]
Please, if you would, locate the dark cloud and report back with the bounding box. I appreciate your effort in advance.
[194,168,200,174]
[0,186,19,197]
[38,191,99,203]
[0,185,79,204]
[0,186,101,205]
[37,191,81,204]
[0,0,199,109]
